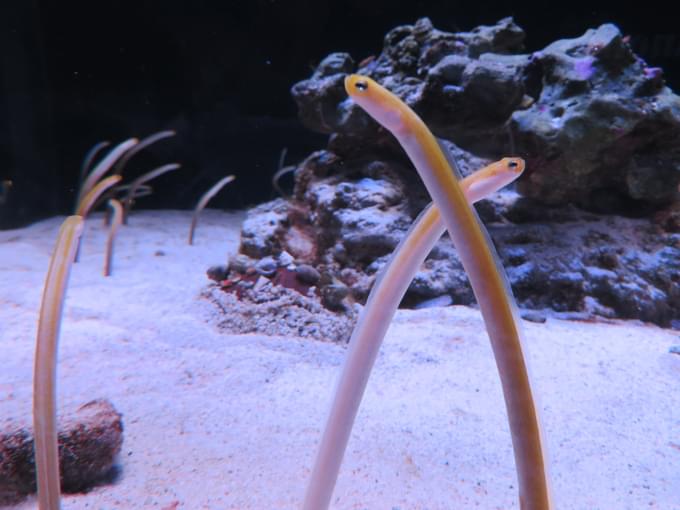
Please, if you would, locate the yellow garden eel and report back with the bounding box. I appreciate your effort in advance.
[34,215,84,510]
[303,75,552,510]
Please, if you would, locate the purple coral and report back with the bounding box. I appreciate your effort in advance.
[574,57,595,80]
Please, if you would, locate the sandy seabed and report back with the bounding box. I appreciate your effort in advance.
[0,210,678,509]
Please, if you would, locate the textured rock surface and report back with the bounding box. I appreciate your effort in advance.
[202,282,357,343]
[291,17,527,146]
[235,18,680,327]
[0,399,123,505]
[512,24,680,209]
[292,18,680,210]
[236,158,680,326]
[203,249,358,342]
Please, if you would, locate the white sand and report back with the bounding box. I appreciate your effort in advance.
[0,210,678,509]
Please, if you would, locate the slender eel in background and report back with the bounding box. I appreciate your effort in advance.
[303,158,526,509]
[303,75,552,510]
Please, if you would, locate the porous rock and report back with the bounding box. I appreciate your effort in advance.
[0,399,123,504]
[511,24,680,209]
[230,18,680,327]
[291,17,680,209]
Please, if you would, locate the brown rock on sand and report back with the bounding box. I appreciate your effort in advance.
[0,399,123,505]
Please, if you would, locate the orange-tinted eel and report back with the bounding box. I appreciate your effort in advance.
[302,75,552,510]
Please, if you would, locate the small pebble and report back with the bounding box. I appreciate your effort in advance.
[278,251,294,267]
[255,256,277,276]
[413,295,453,309]
[521,310,547,323]
[206,265,229,282]
[669,345,680,355]
[295,264,321,285]
[253,275,270,291]
[229,254,253,274]
[321,283,349,310]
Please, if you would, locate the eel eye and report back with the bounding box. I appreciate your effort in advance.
[508,160,519,168]
[355,80,368,91]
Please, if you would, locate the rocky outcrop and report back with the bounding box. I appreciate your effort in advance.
[292,18,680,211]
[227,18,679,328]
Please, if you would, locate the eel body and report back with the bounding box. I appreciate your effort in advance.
[303,156,542,509]
[34,215,84,510]
[314,74,553,510]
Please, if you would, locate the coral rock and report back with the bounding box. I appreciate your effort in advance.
[232,18,680,326]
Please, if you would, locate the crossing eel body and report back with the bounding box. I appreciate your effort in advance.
[302,75,552,510]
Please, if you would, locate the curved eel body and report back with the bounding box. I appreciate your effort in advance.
[303,158,527,509]
[34,215,84,510]
[303,75,552,510]
[347,73,551,509]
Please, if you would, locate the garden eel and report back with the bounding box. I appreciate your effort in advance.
[303,75,552,510]
[34,215,84,510]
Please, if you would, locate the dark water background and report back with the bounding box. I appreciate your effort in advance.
[1,1,679,227]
